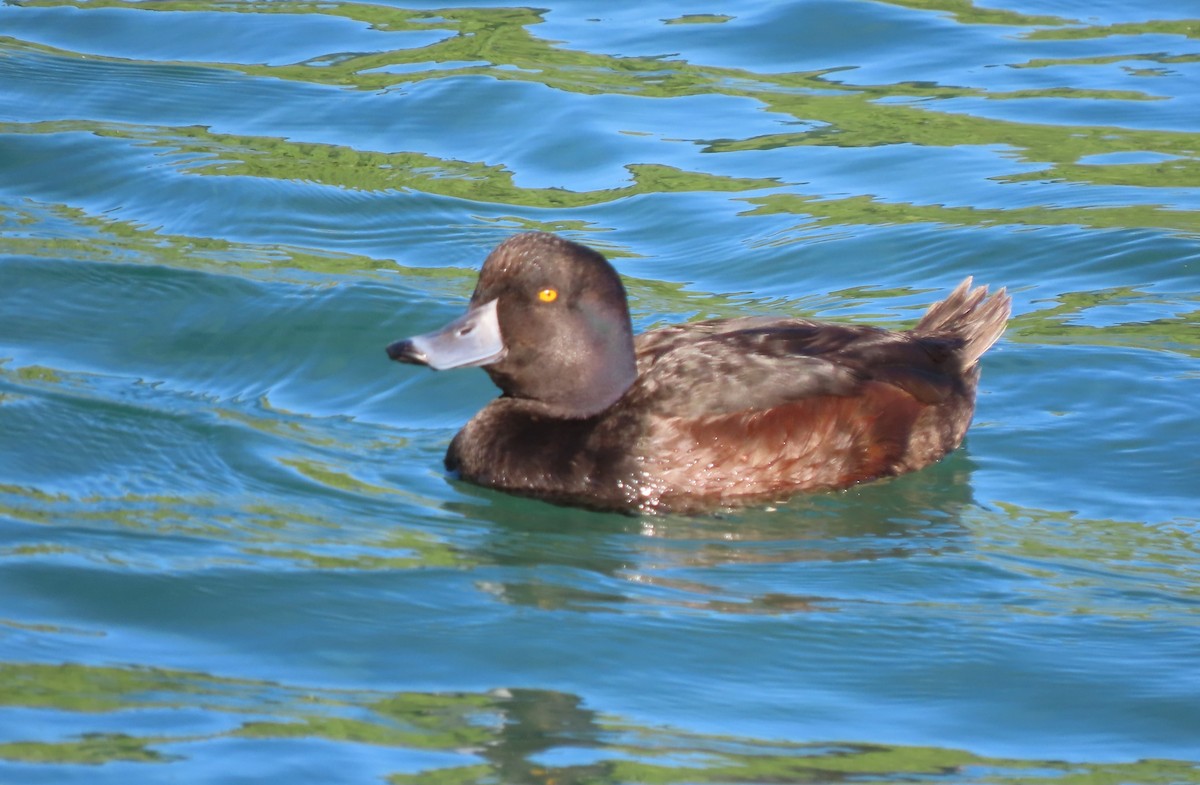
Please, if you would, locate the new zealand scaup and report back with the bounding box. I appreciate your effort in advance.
[388,232,1010,514]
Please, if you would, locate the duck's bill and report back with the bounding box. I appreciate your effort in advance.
[386,298,506,370]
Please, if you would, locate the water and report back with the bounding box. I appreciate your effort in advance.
[2,0,1199,782]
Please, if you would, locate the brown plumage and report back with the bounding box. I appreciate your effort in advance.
[388,233,1011,514]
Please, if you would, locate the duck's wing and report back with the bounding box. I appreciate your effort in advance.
[630,317,964,417]
[626,318,976,509]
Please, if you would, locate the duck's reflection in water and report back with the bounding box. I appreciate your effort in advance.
[443,450,980,613]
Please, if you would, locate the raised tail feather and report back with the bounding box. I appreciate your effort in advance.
[914,277,1012,368]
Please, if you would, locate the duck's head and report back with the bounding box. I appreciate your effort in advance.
[388,232,638,418]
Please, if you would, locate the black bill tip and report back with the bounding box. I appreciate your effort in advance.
[386,339,428,365]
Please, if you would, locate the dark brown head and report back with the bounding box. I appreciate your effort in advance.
[387,232,638,418]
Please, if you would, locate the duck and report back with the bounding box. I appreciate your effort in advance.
[387,232,1010,514]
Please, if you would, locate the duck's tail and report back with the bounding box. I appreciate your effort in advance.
[914,277,1012,368]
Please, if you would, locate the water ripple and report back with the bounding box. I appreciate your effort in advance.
[2,0,1199,777]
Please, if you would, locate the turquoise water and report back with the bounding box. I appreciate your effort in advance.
[2,0,1199,781]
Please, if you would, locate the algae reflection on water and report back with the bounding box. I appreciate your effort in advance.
[4,0,1200,214]
[2,662,1199,783]
[2,0,1199,780]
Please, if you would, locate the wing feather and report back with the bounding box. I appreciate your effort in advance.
[637,381,928,511]
[630,317,960,417]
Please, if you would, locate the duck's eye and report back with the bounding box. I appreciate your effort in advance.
[537,287,558,303]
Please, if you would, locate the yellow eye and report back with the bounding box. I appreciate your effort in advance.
[537,287,558,303]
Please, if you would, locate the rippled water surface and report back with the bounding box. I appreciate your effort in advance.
[2,0,1199,782]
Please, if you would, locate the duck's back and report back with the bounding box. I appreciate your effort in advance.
[629,316,958,417]
[622,281,1009,511]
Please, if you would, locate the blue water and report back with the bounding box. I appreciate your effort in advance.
[2,0,1199,782]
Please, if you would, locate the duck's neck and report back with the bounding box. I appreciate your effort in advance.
[487,354,635,419]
